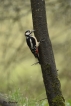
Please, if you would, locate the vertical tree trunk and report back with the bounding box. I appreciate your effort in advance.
[30,0,65,106]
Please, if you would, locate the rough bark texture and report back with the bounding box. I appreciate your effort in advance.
[30,0,65,106]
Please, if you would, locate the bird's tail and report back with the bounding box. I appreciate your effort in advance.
[37,56,41,64]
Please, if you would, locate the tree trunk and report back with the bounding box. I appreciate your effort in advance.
[30,0,65,106]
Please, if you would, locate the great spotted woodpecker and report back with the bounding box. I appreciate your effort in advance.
[25,30,40,63]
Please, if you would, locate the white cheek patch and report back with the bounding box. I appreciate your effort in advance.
[26,32,30,35]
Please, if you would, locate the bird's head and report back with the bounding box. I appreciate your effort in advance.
[25,30,35,36]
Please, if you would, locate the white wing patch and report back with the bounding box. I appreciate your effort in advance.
[30,38,33,49]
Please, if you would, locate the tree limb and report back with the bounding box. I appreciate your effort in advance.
[0,94,17,106]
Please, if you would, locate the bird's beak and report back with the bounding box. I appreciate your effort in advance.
[30,30,35,34]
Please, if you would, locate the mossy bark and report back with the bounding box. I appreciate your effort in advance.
[30,0,65,106]
[41,64,65,106]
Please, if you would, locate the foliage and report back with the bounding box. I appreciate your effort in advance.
[0,0,71,100]
[8,89,48,106]
[8,89,71,106]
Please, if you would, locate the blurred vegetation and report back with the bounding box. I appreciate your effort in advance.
[0,0,71,101]
[8,89,71,106]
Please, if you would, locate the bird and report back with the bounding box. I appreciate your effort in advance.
[25,30,40,64]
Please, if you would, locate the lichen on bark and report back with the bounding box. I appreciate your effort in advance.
[52,95,65,106]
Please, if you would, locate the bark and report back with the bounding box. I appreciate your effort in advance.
[30,0,65,106]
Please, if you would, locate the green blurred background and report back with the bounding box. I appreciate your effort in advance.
[0,0,71,101]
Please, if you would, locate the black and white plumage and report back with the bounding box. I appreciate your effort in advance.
[25,30,40,62]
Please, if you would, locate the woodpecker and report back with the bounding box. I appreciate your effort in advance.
[25,30,40,63]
